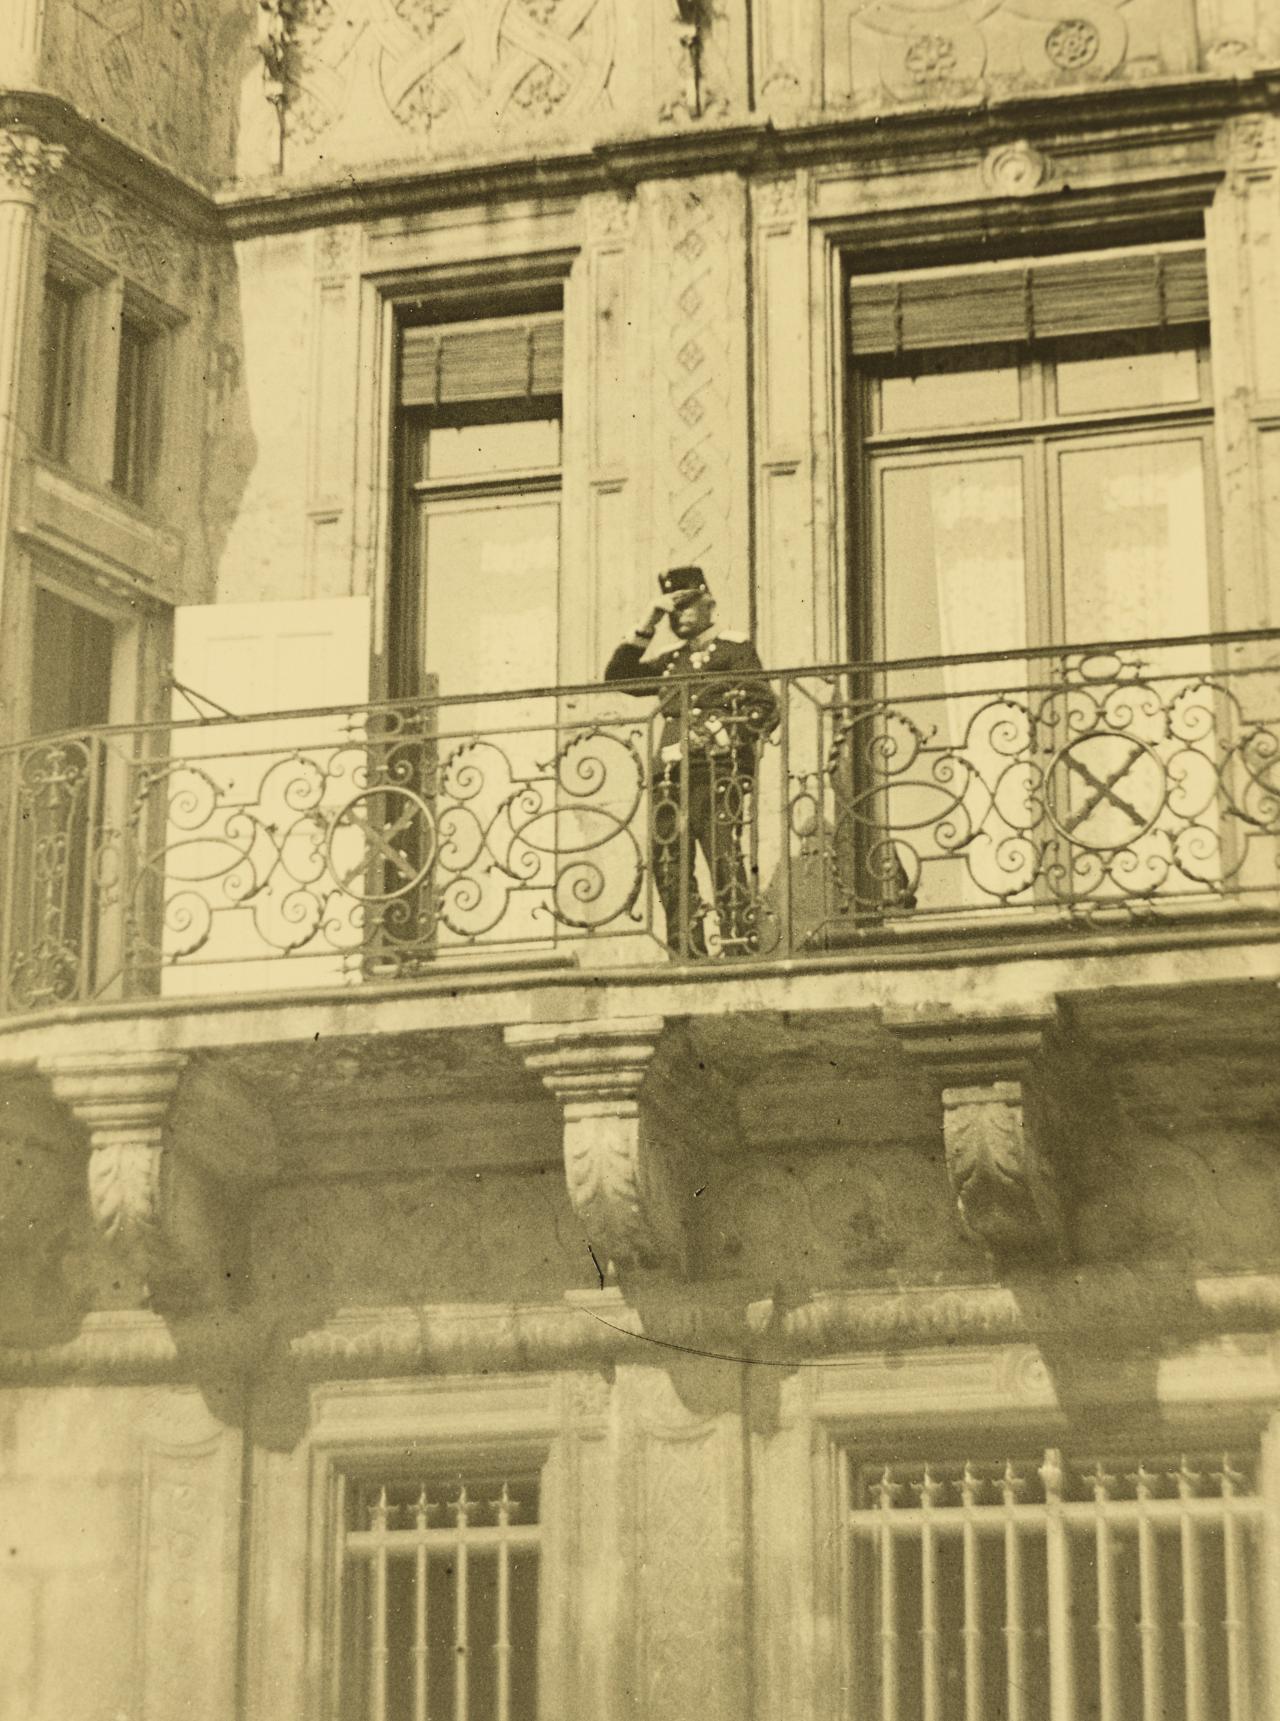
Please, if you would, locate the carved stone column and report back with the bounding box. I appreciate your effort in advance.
[43,1052,243,1309]
[0,126,66,659]
[506,1018,702,1277]
[884,1008,1067,1262]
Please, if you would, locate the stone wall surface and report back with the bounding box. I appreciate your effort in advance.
[0,1384,242,1721]
[38,0,252,187]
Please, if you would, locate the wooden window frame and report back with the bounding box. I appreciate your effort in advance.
[851,327,1221,664]
[110,287,173,511]
[392,303,565,704]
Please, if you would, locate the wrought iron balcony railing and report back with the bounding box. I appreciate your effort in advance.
[2,631,1278,1014]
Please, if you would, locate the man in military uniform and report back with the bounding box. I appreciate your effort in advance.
[605,567,779,956]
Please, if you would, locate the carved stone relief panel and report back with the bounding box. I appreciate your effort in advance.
[280,0,616,172]
[822,0,1199,113]
[641,174,749,625]
[619,1365,747,1721]
[1196,0,1280,69]
[44,164,200,305]
[39,0,245,185]
[138,1388,242,1721]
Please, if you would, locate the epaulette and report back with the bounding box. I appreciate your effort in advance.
[718,629,749,643]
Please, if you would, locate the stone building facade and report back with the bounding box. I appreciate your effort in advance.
[3,2,1280,1718]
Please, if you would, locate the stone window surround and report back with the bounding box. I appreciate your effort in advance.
[353,234,580,702]
[793,1340,1280,1715]
[291,1373,583,1721]
[31,236,186,520]
[795,153,1239,670]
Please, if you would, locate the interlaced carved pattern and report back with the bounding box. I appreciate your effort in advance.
[1,641,1277,1009]
[287,0,614,149]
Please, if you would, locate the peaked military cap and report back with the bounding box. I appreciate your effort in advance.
[659,565,710,597]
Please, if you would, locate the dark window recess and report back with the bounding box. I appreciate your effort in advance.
[39,276,81,463]
[112,316,160,504]
[30,586,114,736]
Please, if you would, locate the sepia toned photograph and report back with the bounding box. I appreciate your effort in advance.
[2,1,1280,1716]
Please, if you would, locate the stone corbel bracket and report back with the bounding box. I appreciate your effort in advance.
[42,1053,273,1311]
[507,1017,728,1279]
[884,1007,1067,1264]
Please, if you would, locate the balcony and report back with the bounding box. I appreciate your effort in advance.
[3,630,1279,1017]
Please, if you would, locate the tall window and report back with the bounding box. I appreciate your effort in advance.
[840,242,1225,920]
[848,243,1216,667]
[112,311,162,505]
[396,311,563,700]
[842,1441,1271,1721]
[337,1466,541,1721]
[38,274,84,463]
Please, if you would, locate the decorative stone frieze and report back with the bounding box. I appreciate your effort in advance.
[507,1017,708,1277]
[42,1053,257,1310]
[884,1009,1066,1262]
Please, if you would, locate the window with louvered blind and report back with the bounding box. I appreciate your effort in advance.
[394,310,564,703]
[848,243,1209,358]
[842,240,1221,921]
[399,314,563,410]
[846,242,1218,671]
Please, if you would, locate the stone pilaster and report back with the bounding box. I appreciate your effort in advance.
[43,1051,244,1309]
[0,0,47,89]
[506,1017,702,1277]
[0,126,66,690]
[884,1008,1067,1262]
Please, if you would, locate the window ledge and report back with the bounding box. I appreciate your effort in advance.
[15,456,182,601]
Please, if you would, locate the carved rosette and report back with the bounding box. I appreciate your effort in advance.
[506,1018,688,1275]
[0,129,69,205]
[43,1053,234,1309]
[885,1009,1067,1262]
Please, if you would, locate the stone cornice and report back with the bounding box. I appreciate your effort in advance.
[0,88,221,237]
[4,70,1277,245]
[217,72,1277,238]
[2,1270,1280,1383]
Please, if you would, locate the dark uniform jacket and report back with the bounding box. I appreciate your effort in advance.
[604,630,780,768]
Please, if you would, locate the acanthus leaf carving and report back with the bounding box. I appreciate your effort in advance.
[506,1018,693,1276]
[941,1081,1064,1259]
[42,1053,255,1311]
[884,1007,1068,1261]
[0,129,69,203]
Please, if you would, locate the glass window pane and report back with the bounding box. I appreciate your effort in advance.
[425,417,560,481]
[1055,346,1201,416]
[1059,437,1212,644]
[880,456,1028,664]
[879,364,1021,434]
[39,278,79,462]
[422,495,559,695]
[877,456,1032,913]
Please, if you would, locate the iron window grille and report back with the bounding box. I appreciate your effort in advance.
[336,1468,541,1721]
[841,1443,1273,1721]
